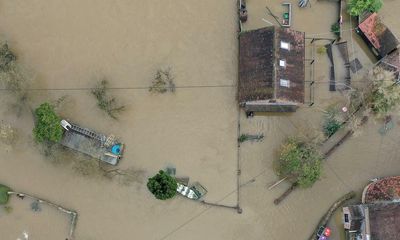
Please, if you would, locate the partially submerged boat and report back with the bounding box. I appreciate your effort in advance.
[59,119,124,165]
[176,182,207,200]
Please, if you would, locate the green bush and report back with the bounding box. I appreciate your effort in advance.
[369,67,400,118]
[0,184,11,205]
[348,0,383,16]
[323,118,342,137]
[0,43,16,72]
[331,23,340,37]
[277,138,323,188]
[147,170,177,200]
[33,102,63,143]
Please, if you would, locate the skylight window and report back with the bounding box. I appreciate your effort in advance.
[280,41,290,50]
[280,79,290,88]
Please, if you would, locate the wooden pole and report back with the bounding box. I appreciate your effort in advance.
[268,177,288,190]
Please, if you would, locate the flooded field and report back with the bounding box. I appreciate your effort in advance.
[0,1,399,240]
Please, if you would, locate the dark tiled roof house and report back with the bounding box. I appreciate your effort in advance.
[357,13,399,59]
[377,48,400,81]
[343,202,400,240]
[343,177,400,240]
[238,26,305,113]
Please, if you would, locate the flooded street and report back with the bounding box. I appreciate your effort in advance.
[0,1,399,240]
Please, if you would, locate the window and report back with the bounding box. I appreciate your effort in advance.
[279,60,286,67]
[280,79,290,88]
[280,41,290,50]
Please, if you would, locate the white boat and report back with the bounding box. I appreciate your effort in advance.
[176,182,208,200]
[177,183,198,200]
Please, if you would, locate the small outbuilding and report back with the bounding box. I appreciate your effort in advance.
[376,48,400,81]
[357,13,399,59]
[238,26,305,113]
[343,202,400,240]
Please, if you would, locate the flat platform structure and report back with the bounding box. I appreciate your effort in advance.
[59,123,122,165]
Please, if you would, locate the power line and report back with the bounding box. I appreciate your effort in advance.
[0,78,398,92]
[0,84,236,92]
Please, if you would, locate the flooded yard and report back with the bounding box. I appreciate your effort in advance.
[0,1,399,240]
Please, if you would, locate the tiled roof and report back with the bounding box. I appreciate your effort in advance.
[238,26,305,104]
[364,176,400,203]
[358,13,399,57]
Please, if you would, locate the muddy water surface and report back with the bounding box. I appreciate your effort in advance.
[1,1,400,240]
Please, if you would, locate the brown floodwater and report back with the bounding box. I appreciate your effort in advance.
[0,1,400,240]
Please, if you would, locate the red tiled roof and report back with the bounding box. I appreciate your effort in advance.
[359,13,381,50]
[364,176,400,203]
[358,13,399,57]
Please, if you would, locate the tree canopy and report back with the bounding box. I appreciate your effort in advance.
[277,138,323,188]
[368,67,400,118]
[147,170,177,200]
[348,0,383,16]
[0,184,11,205]
[33,102,63,143]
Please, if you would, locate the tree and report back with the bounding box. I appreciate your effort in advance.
[276,138,323,188]
[147,170,177,200]
[91,79,125,119]
[0,184,11,205]
[368,67,400,118]
[33,102,63,142]
[348,0,383,16]
[0,42,30,116]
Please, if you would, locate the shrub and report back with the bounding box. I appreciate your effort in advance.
[322,107,342,137]
[348,0,383,16]
[317,46,327,55]
[0,121,18,145]
[323,118,342,137]
[331,23,340,37]
[277,138,323,188]
[91,79,125,119]
[33,102,63,143]
[147,170,177,200]
[0,184,11,205]
[0,43,16,72]
[3,205,13,214]
[149,68,175,93]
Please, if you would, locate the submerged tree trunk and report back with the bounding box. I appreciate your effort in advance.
[273,183,298,205]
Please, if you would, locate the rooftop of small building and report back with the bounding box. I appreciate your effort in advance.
[344,202,400,240]
[363,176,400,203]
[358,13,399,57]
